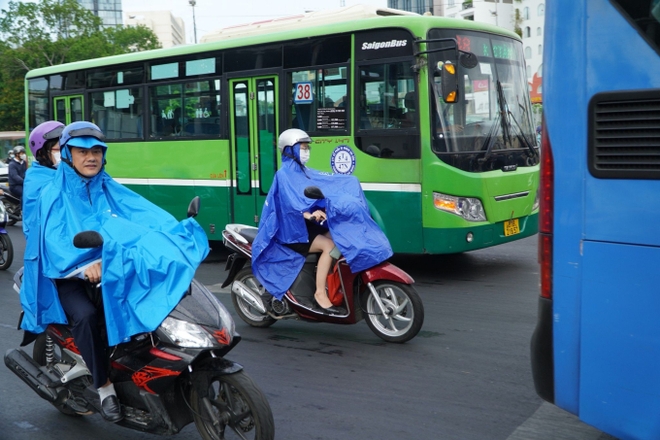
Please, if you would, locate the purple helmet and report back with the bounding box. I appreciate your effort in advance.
[28,121,65,157]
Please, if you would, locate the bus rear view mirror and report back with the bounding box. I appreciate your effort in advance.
[438,61,458,103]
[459,51,478,69]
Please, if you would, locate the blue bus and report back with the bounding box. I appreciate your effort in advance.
[531,1,660,439]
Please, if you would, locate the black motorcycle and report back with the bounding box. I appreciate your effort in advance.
[4,198,275,440]
[0,189,21,226]
[0,198,13,269]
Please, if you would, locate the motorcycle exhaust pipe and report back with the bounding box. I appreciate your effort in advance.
[4,348,62,402]
[231,280,267,314]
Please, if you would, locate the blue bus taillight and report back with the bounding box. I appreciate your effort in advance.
[538,118,553,300]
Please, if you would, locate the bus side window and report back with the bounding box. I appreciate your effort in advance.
[287,67,348,134]
[91,88,143,140]
[356,61,419,158]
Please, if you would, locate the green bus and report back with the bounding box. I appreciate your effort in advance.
[25,6,539,254]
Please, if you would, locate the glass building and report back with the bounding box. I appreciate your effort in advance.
[77,0,123,27]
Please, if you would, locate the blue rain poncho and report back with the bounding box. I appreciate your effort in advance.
[20,154,209,346]
[251,144,392,299]
[19,163,57,334]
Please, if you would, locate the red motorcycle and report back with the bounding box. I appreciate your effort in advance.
[221,188,424,344]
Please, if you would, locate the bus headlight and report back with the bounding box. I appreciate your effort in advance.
[532,189,540,211]
[433,192,487,222]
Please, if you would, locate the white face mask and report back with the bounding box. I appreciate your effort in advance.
[299,149,310,164]
[51,151,61,166]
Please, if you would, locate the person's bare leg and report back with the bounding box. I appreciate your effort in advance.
[309,234,335,309]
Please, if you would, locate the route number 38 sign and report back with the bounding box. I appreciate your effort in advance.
[294,82,314,104]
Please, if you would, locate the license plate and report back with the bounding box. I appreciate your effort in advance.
[504,218,520,237]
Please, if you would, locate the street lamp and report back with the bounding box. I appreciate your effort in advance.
[189,0,197,44]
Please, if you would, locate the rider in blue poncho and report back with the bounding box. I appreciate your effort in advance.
[19,121,209,422]
[251,129,393,313]
[20,121,65,335]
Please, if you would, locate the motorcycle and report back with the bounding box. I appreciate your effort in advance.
[0,189,22,226]
[0,199,13,270]
[221,186,424,344]
[4,198,275,440]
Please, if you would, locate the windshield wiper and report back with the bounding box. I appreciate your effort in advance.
[514,101,539,157]
[480,80,509,163]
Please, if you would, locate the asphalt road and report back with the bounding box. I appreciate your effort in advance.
[0,225,617,440]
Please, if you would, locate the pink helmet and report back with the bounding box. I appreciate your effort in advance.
[28,121,65,157]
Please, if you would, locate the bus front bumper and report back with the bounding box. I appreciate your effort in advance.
[422,212,539,254]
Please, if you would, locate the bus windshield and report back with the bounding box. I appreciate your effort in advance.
[428,30,538,172]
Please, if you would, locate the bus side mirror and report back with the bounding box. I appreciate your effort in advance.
[438,61,458,103]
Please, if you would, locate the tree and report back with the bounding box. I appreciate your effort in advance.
[0,0,161,130]
[513,8,523,38]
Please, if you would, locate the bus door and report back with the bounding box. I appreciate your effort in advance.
[53,95,84,125]
[229,76,279,225]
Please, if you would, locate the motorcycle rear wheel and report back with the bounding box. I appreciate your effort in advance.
[231,268,276,328]
[363,281,424,343]
[190,369,275,440]
[0,234,13,270]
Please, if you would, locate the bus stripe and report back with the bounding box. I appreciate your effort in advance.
[114,178,421,193]
[114,178,230,187]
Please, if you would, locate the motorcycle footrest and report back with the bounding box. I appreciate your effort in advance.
[4,348,62,402]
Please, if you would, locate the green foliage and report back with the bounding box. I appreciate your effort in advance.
[513,9,523,38]
[0,0,162,130]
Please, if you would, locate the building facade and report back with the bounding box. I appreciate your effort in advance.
[76,0,123,27]
[124,11,186,48]
[520,0,544,104]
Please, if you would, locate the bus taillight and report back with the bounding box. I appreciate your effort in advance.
[538,116,553,299]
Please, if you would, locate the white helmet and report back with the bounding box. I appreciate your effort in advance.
[278,128,312,152]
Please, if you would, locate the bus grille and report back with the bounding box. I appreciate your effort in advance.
[589,90,660,179]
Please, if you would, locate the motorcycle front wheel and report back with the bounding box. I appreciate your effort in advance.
[231,268,276,328]
[363,281,424,343]
[0,233,13,270]
[190,369,275,440]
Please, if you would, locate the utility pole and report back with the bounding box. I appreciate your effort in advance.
[189,0,197,44]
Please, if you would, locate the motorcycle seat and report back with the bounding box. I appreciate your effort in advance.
[239,227,259,244]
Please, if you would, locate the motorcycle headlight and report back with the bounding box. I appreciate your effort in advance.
[159,317,216,348]
[433,192,487,222]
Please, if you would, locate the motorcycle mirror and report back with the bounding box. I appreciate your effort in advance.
[73,231,104,249]
[187,196,201,218]
[304,186,325,200]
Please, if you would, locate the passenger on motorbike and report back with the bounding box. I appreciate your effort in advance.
[24,121,65,237]
[278,129,340,312]
[252,129,393,315]
[19,121,209,423]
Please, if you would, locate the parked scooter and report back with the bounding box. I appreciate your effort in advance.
[0,199,13,270]
[5,198,275,440]
[222,187,424,343]
[0,189,22,226]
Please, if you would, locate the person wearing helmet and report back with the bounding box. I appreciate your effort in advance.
[23,121,65,234]
[251,128,393,315]
[8,145,27,199]
[28,120,64,169]
[278,129,339,311]
[20,121,209,423]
